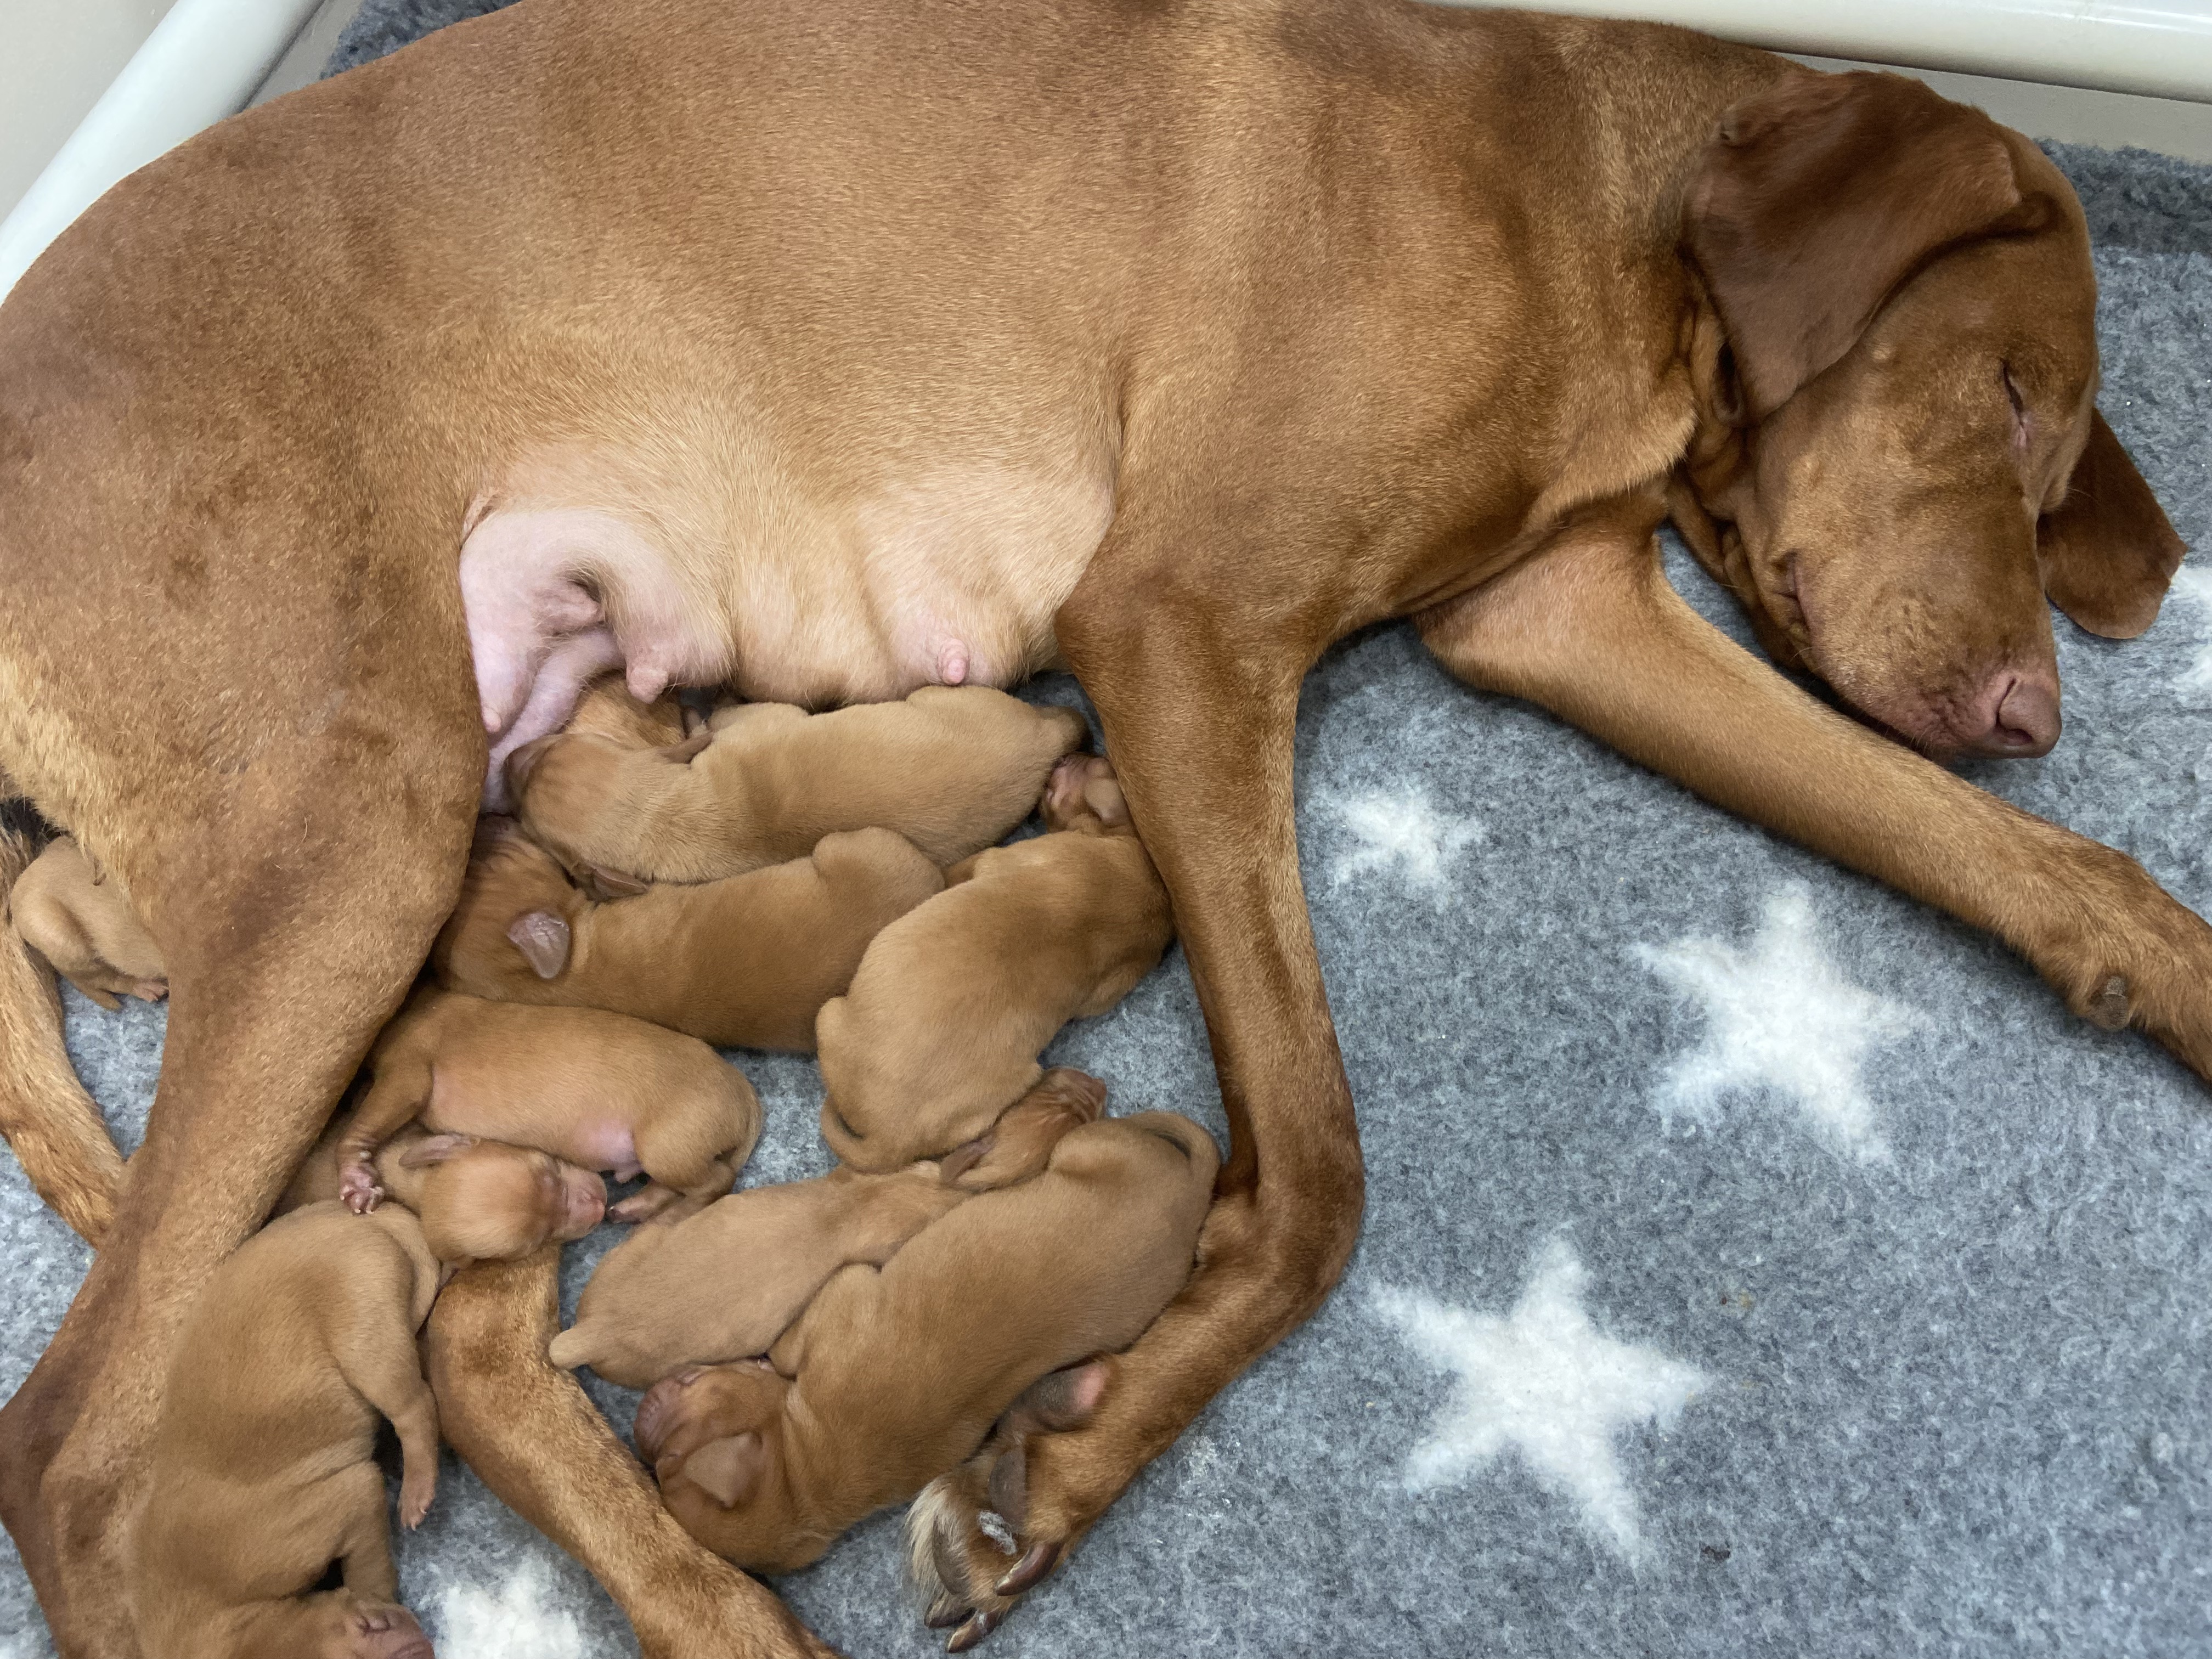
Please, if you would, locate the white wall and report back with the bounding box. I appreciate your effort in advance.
[0,0,177,224]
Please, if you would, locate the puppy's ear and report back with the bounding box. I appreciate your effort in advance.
[397,1132,478,1170]
[2039,410,2187,639]
[580,866,649,901]
[1684,70,2029,420]
[505,910,572,979]
[677,1432,766,1509]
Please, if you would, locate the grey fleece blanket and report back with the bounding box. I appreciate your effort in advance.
[3,8,2210,1656]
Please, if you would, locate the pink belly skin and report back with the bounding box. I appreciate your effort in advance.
[461,506,729,808]
[571,1119,640,1177]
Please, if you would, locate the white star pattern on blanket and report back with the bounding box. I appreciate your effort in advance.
[436,1560,589,1659]
[1633,883,1922,1161]
[1374,1240,1710,1563]
[1327,787,1483,895]
[2165,564,2212,694]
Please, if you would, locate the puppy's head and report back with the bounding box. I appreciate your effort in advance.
[560,673,690,750]
[400,1134,606,1265]
[1678,68,2184,761]
[507,729,712,875]
[1041,754,1132,836]
[432,819,588,988]
[634,1361,798,1555]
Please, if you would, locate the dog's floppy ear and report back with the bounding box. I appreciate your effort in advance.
[1684,70,2028,420]
[397,1132,478,1170]
[505,910,571,978]
[2038,410,2187,639]
[675,1432,766,1509]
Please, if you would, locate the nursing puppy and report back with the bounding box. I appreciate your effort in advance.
[8,835,166,1009]
[131,1202,441,1659]
[817,758,1171,1168]
[633,1110,1218,1573]
[339,990,760,1224]
[435,818,943,1051]
[509,687,1088,883]
[561,673,693,751]
[282,1114,607,1268]
[550,1069,1107,1388]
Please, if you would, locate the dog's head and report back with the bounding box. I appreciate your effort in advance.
[1675,69,2186,759]
[506,727,711,878]
[634,1359,823,1570]
[431,816,591,989]
[399,1133,607,1265]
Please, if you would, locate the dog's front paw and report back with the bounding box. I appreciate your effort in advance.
[904,1362,1109,1650]
[338,1160,384,1215]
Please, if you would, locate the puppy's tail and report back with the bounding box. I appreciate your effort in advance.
[0,812,125,1244]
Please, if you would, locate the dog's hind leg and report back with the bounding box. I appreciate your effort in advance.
[0,823,124,1244]
[1418,494,2212,1081]
[0,707,481,1656]
[425,1251,836,1659]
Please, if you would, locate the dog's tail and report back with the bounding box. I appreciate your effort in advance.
[0,807,125,1244]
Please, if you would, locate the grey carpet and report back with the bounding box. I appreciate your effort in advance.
[4,9,2211,1656]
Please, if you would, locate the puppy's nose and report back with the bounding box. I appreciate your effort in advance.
[1961,673,2061,759]
[504,734,558,799]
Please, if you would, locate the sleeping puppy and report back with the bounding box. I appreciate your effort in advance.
[131,1201,442,1659]
[816,756,1172,1169]
[281,1113,607,1268]
[632,1109,1218,1574]
[335,989,761,1226]
[559,672,695,750]
[506,686,1088,884]
[8,834,166,1009]
[549,1068,1107,1388]
[434,817,943,1051]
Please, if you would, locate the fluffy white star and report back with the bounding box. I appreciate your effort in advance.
[435,1559,589,1659]
[1633,883,1921,1161]
[1326,787,1483,895]
[2165,565,2212,694]
[1374,1240,1709,1563]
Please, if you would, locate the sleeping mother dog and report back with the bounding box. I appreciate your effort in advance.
[0,0,2194,1652]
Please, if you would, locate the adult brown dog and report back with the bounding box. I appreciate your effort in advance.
[0,0,2196,1652]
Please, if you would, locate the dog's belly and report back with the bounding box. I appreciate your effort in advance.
[464,453,1115,803]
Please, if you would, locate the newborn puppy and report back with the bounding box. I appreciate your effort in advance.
[549,1068,1106,1388]
[816,757,1172,1169]
[434,819,943,1051]
[560,671,693,749]
[281,1114,607,1267]
[132,1201,442,1659]
[507,686,1088,883]
[634,1109,1218,1573]
[338,990,761,1225]
[8,834,166,1008]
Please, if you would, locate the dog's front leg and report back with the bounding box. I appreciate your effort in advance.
[1418,495,2212,1075]
[425,1252,837,1659]
[909,531,1365,1646]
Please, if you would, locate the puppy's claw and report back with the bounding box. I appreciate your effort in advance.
[946,1610,999,1653]
[923,1595,968,1630]
[995,1541,1060,1599]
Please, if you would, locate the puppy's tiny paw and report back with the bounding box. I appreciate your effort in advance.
[338,1163,385,1215]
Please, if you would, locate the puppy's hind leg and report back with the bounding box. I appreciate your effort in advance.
[331,1314,442,1531]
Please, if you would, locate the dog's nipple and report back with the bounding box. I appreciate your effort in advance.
[938,641,969,686]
